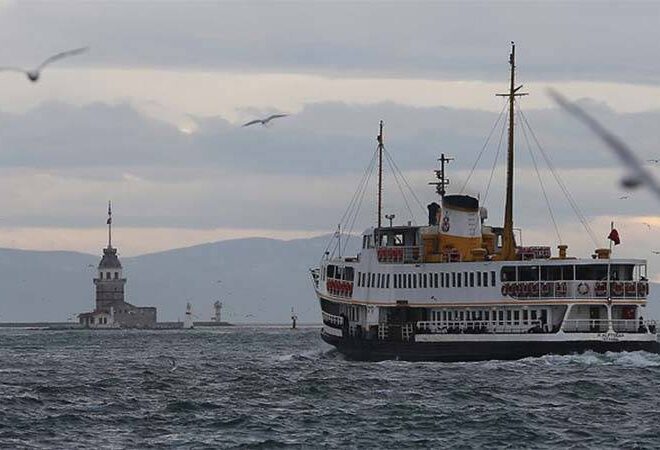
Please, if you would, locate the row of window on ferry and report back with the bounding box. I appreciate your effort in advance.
[501,264,640,282]
[357,270,498,290]
[430,308,548,325]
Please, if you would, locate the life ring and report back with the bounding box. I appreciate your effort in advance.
[519,282,529,297]
[528,282,540,296]
[577,282,590,296]
[556,282,567,296]
[594,282,607,297]
[541,282,551,296]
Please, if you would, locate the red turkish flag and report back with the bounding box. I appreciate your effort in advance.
[608,228,620,245]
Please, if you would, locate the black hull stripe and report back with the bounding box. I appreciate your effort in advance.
[321,332,660,362]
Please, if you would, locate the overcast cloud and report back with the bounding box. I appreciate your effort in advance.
[0,2,659,84]
[0,1,655,280]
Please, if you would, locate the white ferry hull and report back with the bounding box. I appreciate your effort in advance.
[321,328,660,362]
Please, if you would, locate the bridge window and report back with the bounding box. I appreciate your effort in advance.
[576,265,608,281]
[610,264,634,281]
[519,266,539,281]
[457,273,462,288]
[501,266,516,282]
[469,272,475,287]
[423,274,427,289]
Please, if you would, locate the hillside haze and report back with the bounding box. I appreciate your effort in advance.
[0,235,353,324]
[0,235,657,323]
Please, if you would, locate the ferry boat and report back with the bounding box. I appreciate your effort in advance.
[310,44,659,362]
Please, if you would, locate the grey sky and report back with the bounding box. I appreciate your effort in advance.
[0,2,659,84]
[0,1,656,280]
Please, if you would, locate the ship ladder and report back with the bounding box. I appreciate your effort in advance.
[378,323,389,340]
[402,323,414,341]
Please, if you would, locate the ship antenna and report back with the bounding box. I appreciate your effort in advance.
[496,41,527,260]
[377,120,384,229]
[430,153,454,199]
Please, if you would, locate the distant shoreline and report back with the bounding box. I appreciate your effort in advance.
[0,321,321,330]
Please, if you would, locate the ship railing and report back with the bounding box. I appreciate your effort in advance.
[325,278,354,298]
[376,245,424,264]
[562,319,656,333]
[416,320,545,335]
[501,280,649,300]
[322,311,344,327]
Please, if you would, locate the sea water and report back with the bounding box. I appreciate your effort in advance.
[0,327,658,448]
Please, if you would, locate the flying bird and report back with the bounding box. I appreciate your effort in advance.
[642,222,652,230]
[619,195,629,200]
[242,114,288,128]
[0,47,88,82]
[652,251,660,255]
[548,89,660,201]
[647,159,660,164]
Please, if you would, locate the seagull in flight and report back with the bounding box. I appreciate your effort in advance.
[0,47,88,82]
[647,159,660,164]
[642,222,652,230]
[619,195,629,200]
[652,251,660,255]
[548,89,660,201]
[242,114,288,128]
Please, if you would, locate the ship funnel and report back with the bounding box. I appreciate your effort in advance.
[438,195,483,261]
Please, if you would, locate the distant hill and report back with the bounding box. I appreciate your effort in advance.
[0,237,658,323]
[0,235,351,323]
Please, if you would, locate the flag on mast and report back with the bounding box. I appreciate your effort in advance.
[608,227,620,245]
[107,201,112,225]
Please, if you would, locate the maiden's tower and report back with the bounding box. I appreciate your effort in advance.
[78,202,157,328]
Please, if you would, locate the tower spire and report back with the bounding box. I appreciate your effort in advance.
[107,201,112,248]
[496,42,527,260]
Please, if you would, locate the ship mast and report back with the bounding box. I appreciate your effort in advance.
[377,120,384,229]
[496,42,527,260]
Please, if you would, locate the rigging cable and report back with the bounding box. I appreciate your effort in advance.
[324,146,378,259]
[517,105,599,247]
[516,105,563,244]
[383,147,427,215]
[460,99,508,193]
[340,146,379,254]
[383,148,418,225]
[483,107,509,204]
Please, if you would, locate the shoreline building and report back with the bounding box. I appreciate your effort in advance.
[78,202,157,328]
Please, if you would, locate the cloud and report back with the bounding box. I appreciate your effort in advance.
[0,2,658,84]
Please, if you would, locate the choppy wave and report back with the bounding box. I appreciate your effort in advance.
[0,327,659,448]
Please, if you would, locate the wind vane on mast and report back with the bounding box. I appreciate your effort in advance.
[107,201,112,248]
